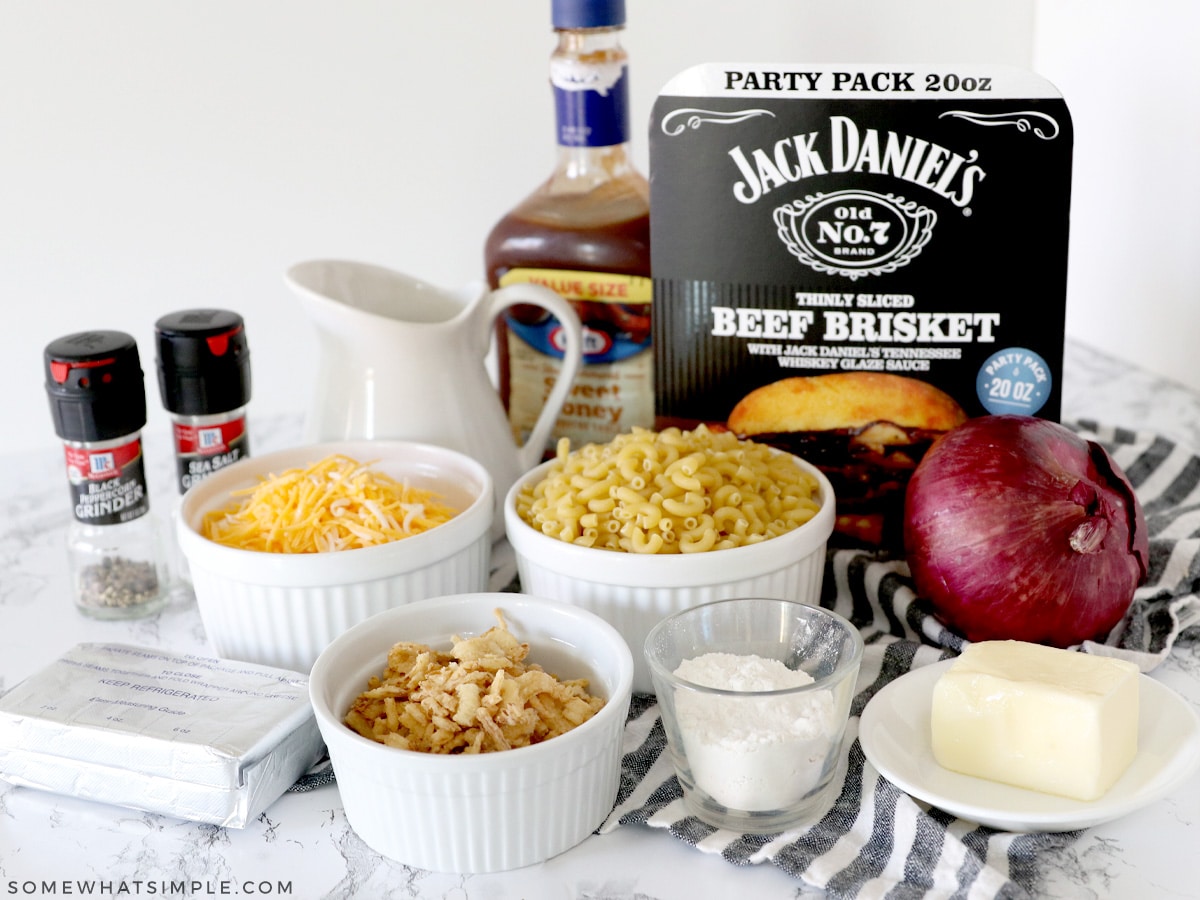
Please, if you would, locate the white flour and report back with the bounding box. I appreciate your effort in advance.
[673,652,838,812]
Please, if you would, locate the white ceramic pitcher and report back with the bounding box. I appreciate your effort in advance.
[285,259,583,538]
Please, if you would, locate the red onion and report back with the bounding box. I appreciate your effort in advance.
[903,415,1148,647]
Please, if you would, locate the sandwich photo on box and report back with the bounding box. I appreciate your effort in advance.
[728,372,966,546]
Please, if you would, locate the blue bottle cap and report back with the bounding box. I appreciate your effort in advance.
[552,0,625,29]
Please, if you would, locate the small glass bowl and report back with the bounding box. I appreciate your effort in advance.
[645,597,863,833]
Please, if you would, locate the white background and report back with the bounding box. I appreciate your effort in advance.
[5,1,1196,456]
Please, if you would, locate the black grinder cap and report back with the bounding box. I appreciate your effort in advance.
[155,309,251,416]
[45,330,148,443]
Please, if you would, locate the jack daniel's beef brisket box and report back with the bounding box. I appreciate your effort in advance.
[650,64,1073,546]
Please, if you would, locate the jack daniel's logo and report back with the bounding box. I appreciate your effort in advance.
[730,115,984,279]
[729,115,986,207]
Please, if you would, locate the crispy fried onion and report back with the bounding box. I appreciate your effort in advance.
[344,610,604,753]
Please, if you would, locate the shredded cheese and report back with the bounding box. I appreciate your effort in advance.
[201,454,459,553]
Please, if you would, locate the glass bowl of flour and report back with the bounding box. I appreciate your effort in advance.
[645,597,863,833]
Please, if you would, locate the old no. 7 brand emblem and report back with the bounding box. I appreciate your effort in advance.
[773,189,936,281]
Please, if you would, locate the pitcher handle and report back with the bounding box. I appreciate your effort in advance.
[486,283,584,472]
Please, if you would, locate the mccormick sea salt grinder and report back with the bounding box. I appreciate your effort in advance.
[154,309,252,495]
[155,309,251,584]
[44,331,168,619]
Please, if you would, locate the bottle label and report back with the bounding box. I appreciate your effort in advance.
[552,58,630,147]
[63,438,151,526]
[500,268,654,448]
[172,416,250,493]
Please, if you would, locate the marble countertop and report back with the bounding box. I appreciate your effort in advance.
[1,339,1197,900]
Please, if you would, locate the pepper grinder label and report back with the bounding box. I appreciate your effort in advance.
[63,438,151,526]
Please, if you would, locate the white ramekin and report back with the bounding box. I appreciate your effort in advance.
[308,592,634,873]
[177,440,493,672]
[504,452,836,693]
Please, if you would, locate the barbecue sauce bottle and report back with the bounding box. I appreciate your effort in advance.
[485,0,652,453]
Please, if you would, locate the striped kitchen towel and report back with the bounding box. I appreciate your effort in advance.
[599,421,1200,899]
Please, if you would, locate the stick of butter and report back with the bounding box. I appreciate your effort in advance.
[930,640,1139,802]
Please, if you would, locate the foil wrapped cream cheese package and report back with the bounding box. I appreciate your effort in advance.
[0,643,325,827]
[649,63,1073,547]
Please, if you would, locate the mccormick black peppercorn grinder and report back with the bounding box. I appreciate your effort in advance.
[44,330,168,618]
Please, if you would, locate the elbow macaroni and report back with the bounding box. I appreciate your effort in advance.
[514,426,822,554]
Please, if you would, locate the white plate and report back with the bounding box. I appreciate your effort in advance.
[858,658,1200,832]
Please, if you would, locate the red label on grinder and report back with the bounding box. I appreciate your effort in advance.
[172,416,250,493]
[63,437,150,525]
